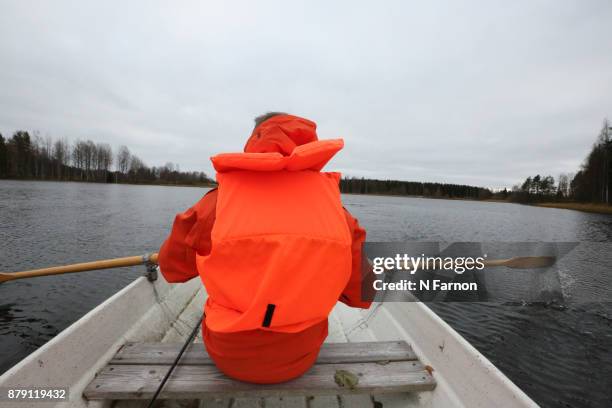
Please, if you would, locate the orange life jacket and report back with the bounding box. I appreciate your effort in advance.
[197,130,352,334]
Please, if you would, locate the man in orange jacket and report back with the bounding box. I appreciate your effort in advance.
[158,112,372,384]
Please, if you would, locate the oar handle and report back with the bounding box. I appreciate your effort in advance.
[0,253,159,283]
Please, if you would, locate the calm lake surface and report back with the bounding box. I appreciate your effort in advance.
[1,180,611,407]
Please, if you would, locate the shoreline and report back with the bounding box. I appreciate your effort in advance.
[341,191,486,201]
[4,179,611,215]
[0,178,217,189]
[535,202,612,215]
[341,192,612,215]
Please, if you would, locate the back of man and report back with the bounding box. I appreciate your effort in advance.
[158,113,370,383]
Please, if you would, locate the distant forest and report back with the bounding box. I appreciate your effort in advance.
[340,178,491,200]
[0,129,493,200]
[0,131,214,186]
[342,118,612,206]
[506,118,611,205]
[1,119,610,206]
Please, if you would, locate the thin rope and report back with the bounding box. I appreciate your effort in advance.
[147,314,204,408]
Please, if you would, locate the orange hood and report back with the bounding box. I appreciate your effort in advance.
[211,114,343,173]
[244,114,318,155]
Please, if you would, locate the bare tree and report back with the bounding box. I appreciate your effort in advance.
[116,145,131,174]
[84,140,97,180]
[129,155,144,173]
[1,132,214,186]
[94,143,113,180]
[72,140,88,180]
[53,138,70,179]
[557,173,570,198]
[31,131,43,178]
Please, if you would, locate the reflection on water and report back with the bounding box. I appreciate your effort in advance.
[1,181,611,407]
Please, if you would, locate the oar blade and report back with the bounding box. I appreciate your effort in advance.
[504,256,556,269]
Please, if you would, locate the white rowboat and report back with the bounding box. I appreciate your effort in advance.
[0,270,538,408]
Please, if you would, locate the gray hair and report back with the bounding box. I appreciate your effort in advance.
[253,112,287,129]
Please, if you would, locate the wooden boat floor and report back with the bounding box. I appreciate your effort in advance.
[84,289,436,407]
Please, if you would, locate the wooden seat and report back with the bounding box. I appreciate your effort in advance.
[84,341,435,400]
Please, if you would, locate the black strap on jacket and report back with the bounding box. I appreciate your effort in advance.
[262,304,276,327]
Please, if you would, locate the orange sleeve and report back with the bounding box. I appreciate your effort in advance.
[158,188,218,283]
[339,208,374,309]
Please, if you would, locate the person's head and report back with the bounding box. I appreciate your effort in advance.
[253,112,287,130]
[244,112,318,155]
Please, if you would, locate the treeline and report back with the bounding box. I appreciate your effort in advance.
[506,119,612,204]
[505,174,567,203]
[340,177,492,200]
[571,119,611,203]
[0,130,213,186]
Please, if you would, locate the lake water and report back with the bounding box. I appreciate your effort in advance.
[1,180,611,407]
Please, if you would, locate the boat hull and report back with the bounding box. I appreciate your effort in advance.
[0,274,538,407]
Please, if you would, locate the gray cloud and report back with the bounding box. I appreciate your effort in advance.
[1,0,611,189]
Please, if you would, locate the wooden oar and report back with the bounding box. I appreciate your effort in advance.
[400,256,556,271]
[0,253,159,283]
[483,256,556,269]
[0,254,555,284]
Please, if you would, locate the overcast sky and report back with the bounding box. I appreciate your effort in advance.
[1,1,611,189]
